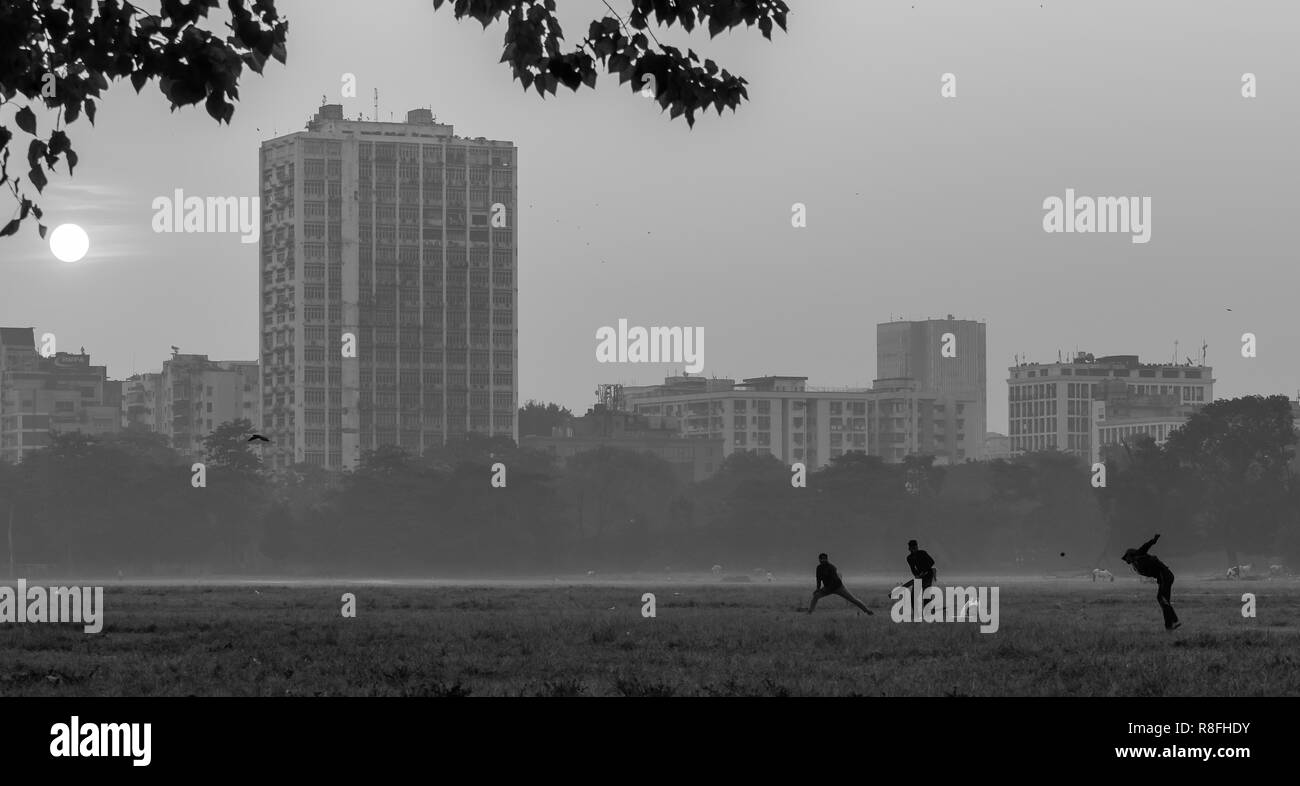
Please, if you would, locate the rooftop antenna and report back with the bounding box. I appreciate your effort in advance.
[373,88,379,122]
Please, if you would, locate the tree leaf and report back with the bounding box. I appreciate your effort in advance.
[15,106,36,135]
[28,139,47,170]
[28,165,48,193]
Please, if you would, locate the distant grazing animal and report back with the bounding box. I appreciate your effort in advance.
[1092,568,1114,582]
[1269,565,1285,577]
[586,570,596,577]
[711,565,723,576]
[766,571,774,583]
[1227,564,1253,580]
[1138,575,1158,584]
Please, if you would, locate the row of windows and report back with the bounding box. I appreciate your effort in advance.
[1100,423,1175,443]
[1011,400,1057,418]
[1009,417,1057,436]
[1011,383,1058,401]
[1012,434,1062,452]
[1130,384,1207,402]
[361,142,512,166]
[1018,367,1202,380]
[1017,381,1208,405]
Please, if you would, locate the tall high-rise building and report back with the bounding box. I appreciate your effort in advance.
[876,317,987,460]
[259,105,518,470]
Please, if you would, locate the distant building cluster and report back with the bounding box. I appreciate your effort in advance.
[122,353,259,456]
[0,329,120,464]
[0,331,258,462]
[595,318,988,472]
[0,105,1287,481]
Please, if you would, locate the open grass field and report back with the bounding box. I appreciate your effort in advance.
[3,576,1299,696]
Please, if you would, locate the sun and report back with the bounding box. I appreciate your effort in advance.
[49,223,90,263]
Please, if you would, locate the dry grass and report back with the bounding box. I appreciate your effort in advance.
[2,578,1297,696]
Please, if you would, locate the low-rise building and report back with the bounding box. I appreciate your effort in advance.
[157,352,260,456]
[0,329,121,463]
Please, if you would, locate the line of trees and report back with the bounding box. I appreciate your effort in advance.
[0,396,1296,577]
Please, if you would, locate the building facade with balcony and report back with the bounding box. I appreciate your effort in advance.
[121,372,163,431]
[157,353,260,456]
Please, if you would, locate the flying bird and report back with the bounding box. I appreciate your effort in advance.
[248,434,271,443]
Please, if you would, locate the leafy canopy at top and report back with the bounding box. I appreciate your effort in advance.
[0,0,288,239]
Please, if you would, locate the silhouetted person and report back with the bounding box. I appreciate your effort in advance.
[899,539,937,593]
[1122,534,1180,630]
[808,553,873,615]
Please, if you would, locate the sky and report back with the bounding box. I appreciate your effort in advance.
[1,0,1298,434]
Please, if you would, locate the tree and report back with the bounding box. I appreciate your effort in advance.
[432,0,789,127]
[202,418,263,474]
[1099,436,1200,564]
[3,0,788,238]
[518,400,571,437]
[200,418,268,569]
[0,0,288,237]
[1164,395,1298,565]
[0,458,18,577]
[260,499,293,566]
[561,446,679,566]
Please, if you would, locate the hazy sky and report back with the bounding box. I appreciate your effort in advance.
[2,0,1297,433]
